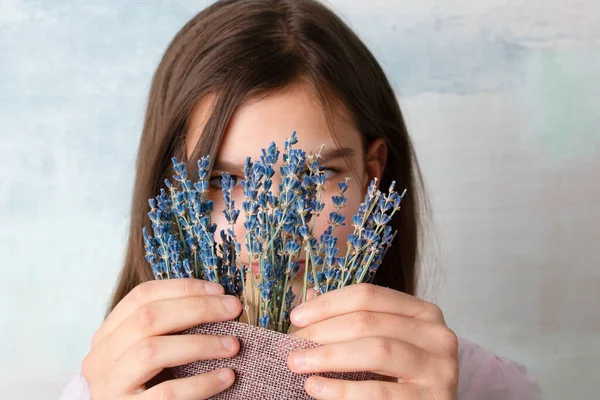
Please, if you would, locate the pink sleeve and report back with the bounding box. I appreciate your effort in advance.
[457,338,543,400]
[59,373,90,400]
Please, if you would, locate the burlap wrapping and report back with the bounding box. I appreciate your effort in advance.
[172,320,384,399]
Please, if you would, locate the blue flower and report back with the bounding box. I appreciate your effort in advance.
[328,211,345,226]
[259,315,270,329]
[372,213,391,226]
[221,172,241,225]
[362,229,379,244]
[284,241,301,256]
[194,180,208,193]
[143,132,403,333]
[258,280,273,301]
[285,260,300,276]
[197,156,210,180]
[298,225,309,239]
[331,195,347,208]
[152,261,168,280]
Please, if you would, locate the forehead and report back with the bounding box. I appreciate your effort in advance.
[186,83,362,163]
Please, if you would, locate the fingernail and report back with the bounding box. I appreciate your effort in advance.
[292,305,305,324]
[218,368,233,384]
[293,351,306,371]
[206,283,223,295]
[223,296,239,313]
[310,377,324,394]
[221,336,235,352]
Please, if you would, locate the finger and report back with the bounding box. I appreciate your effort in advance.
[291,312,456,355]
[290,280,317,306]
[287,287,318,334]
[110,334,239,394]
[137,368,235,400]
[305,287,317,301]
[305,376,429,400]
[290,283,444,327]
[288,336,432,378]
[93,279,224,347]
[288,324,300,334]
[105,294,242,361]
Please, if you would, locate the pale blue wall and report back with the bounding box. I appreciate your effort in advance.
[1,1,598,398]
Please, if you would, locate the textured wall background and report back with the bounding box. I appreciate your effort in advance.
[1,0,598,398]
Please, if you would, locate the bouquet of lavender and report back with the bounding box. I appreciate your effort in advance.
[142,132,405,399]
[142,132,405,333]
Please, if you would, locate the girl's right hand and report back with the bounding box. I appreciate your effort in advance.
[82,278,242,400]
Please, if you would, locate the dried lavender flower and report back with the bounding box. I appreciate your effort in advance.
[143,132,405,332]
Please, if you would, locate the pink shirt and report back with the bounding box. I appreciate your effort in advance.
[59,338,542,399]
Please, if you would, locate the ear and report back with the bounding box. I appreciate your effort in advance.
[363,138,388,190]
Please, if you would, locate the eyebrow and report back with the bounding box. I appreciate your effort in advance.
[212,146,356,173]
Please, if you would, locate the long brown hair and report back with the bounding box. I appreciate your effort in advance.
[108,0,428,315]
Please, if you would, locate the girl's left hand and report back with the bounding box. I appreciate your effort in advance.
[287,283,459,400]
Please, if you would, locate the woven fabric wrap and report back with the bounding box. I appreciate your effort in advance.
[172,320,383,399]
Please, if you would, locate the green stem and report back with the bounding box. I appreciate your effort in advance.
[278,272,289,329]
[248,252,259,326]
[232,223,251,324]
[355,250,377,284]
[168,186,189,255]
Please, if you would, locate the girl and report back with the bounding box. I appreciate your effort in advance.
[61,1,542,399]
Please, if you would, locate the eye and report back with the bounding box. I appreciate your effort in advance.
[299,167,338,181]
[208,174,242,189]
[321,168,337,180]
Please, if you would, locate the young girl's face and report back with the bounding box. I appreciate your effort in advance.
[186,82,384,287]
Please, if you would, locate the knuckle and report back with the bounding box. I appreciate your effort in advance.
[373,337,393,362]
[316,297,330,314]
[302,326,315,343]
[423,301,444,320]
[423,386,443,400]
[354,283,377,308]
[130,282,153,303]
[435,327,459,355]
[136,305,158,333]
[90,331,102,349]
[156,383,176,400]
[353,311,375,335]
[373,383,392,400]
[134,337,159,364]
[318,345,333,363]
[191,334,208,354]
[355,283,377,299]
[81,353,94,381]
[436,357,459,387]
[181,277,194,297]
[193,297,208,315]
[337,381,347,399]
